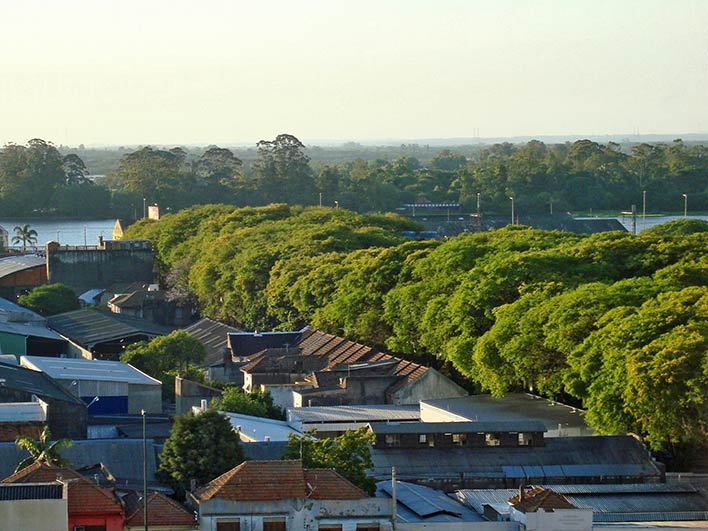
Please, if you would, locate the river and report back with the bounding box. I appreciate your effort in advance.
[0,219,117,247]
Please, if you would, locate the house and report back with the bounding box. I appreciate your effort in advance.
[0,360,87,439]
[184,318,243,382]
[0,400,47,441]
[123,490,198,530]
[0,480,68,531]
[2,462,125,531]
[0,296,67,359]
[190,459,393,531]
[286,404,420,438]
[21,355,163,414]
[107,283,194,327]
[233,329,467,408]
[47,308,172,360]
[506,486,592,531]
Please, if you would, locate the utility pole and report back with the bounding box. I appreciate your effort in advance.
[142,409,148,531]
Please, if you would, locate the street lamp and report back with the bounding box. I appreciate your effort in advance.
[682,194,687,217]
[642,190,646,230]
[509,196,515,225]
[334,200,339,209]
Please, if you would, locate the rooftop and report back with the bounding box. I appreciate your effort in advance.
[123,491,196,527]
[0,361,85,404]
[194,459,367,502]
[287,404,420,425]
[47,308,172,347]
[184,318,241,367]
[21,356,161,386]
[218,410,302,442]
[368,420,547,435]
[0,255,45,281]
[0,482,64,501]
[0,401,46,422]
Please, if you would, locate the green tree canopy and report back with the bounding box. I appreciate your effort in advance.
[18,283,80,316]
[211,387,284,420]
[15,426,72,473]
[157,410,244,497]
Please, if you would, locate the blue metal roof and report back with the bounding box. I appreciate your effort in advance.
[377,480,484,522]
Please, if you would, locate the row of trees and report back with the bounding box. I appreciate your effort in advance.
[2,137,707,219]
[126,205,708,460]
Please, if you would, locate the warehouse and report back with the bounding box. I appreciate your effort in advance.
[20,356,162,414]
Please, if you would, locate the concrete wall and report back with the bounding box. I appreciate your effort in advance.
[175,377,222,416]
[262,383,312,411]
[128,382,162,414]
[512,507,592,531]
[2,497,68,531]
[398,523,519,531]
[392,369,468,405]
[199,497,393,531]
[46,240,154,294]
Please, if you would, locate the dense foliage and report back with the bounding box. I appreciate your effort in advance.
[128,206,708,457]
[211,387,285,420]
[283,427,376,494]
[158,409,244,498]
[18,283,80,316]
[2,136,707,219]
[14,427,72,473]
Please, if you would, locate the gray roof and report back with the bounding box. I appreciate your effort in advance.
[368,420,547,434]
[287,404,420,425]
[0,255,45,280]
[0,439,153,483]
[0,361,84,404]
[221,411,301,442]
[455,484,708,522]
[241,440,288,461]
[370,435,660,480]
[0,402,46,422]
[0,483,63,500]
[0,319,65,341]
[47,309,172,347]
[421,393,592,435]
[183,318,241,367]
[376,480,484,523]
[21,356,161,386]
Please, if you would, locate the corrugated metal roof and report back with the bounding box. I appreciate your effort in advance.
[47,308,171,347]
[220,411,301,442]
[184,317,241,367]
[0,255,45,280]
[369,420,547,435]
[377,480,484,522]
[0,482,63,500]
[21,356,161,385]
[0,402,46,422]
[288,404,420,424]
[0,361,85,404]
[0,319,65,341]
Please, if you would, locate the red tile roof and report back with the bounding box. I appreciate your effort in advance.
[194,460,367,502]
[508,486,576,512]
[3,462,123,515]
[125,491,197,527]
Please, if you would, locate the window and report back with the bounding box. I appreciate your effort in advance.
[263,516,287,531]
[419,434,427,444]
[356,524,380,531]
[452,433,467,445]
[216,521,240,531]
[319,525,343,531]
[485,433,500,446]
[74,527,106,531]
[384,434,400,447]
[518,433,532,446]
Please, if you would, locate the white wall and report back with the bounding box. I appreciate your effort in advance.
[2,498,68,531]
[398,523,519,531]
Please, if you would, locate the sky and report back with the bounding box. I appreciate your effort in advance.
[1,0,707,146]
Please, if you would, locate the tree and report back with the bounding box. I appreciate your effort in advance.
[15,426,72,472]
[157,409,244,497]
[62,153,89,185]
[12,224,37,252]
[282,427,375,494]
[120,329,206,377]
[18,283,80,316]
[211,387,284,420]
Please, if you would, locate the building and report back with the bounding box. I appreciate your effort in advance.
[234,329,467,408]
[0,296,67,359]
[47,308,172,360]
[0,254,47,300]
[0,401,46,441]
[0,481,68,531]
[123,490,198,530]
[20,355,162,414]
[190,459,393,531]
[0,361,87,439]
[2,462,125,531]
[287,404,420,438]
[184,317,243,382]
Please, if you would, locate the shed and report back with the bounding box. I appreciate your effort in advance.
[20,355,162,414]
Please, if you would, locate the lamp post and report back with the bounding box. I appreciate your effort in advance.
[476,192,481,216]
[509,196,515,225]
[334,200,339,209]
[142,409,148,531]
[642,190,646,230]
[682,193,687,217]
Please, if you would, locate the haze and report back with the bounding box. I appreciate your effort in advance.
[2,0,707,146]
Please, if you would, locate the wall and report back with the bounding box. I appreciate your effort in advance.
[511,507,592,531]
[198,497,393,531]
[262,383,312,411]
[398,523,519,531]
[0,386,87,439]
[69,513,124,531]
[175,377,222,416]
[0,331,26,358]
[46,240,154,294]
[128,382,162,414]
[392,369,468,405]
[0,265,47,300]
[2,497,68,531]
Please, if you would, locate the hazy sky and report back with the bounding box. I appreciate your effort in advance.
[2,0,707,146]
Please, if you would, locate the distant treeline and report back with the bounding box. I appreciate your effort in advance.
[1,135,707,218]
[126,204,708,460]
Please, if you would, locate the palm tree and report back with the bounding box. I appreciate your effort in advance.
[14,426,72,473]
[12,224,38,253]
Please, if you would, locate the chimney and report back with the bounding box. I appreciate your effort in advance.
[200,399,207,411]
